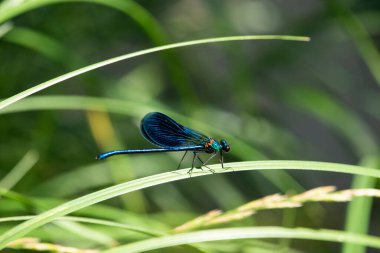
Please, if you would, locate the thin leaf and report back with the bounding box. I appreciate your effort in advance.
[0,160,379,249]
[0,150,39,190]
[0,35,309,111]
[0,215,164,236]
[102,227,380,253]
[343,157,380,253]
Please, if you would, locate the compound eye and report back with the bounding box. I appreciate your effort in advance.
[220,139,230,152]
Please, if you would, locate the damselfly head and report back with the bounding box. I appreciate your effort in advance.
[220,139,230,152]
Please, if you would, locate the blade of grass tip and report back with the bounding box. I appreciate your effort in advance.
[343,156,380,253]
[0,150,39,191]
[0,160,379,249]
[0,35,309,111]
[102,227,380,253]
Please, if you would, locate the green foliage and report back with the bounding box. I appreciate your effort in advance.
[0,0,379,252]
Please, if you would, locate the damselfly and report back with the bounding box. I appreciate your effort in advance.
[96,112,230,173]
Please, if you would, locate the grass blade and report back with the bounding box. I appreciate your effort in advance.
[0,215,163,236]
[0,160,378,249]
[102,226,380,253]
[343,157,380,253]
[0,150,39,190]
[0,35,309,111]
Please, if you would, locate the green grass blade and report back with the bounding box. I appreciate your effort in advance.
[0,160,378,249]
[0,150,39,190]
[343,157,380,253]
[321,3,380,252]
[0,1,164,44]
[325,1,380,88]
[0,215,164,236]
[54,220,118,247]
[89,0,200,106]
[2,27,72,64]
[284,84,380,253]
[0,35,309,111]
[0,22,12,37]
[102,227,380,253]
[284,86,378,156]
[1,0,200,106]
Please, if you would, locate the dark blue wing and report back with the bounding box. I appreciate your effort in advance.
[140,112,208,148]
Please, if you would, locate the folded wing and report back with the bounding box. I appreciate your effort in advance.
[140,112,207,149]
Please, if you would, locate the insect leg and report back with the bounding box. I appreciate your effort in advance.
[177,151,188,170]
[195,155,206,170]
[219,151,232,171]
[197,152,217,173]
[202,152,217,166]
[187,151,197,175]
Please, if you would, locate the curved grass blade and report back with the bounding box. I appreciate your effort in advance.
[284,86,378,156]
[0,35,309,111]
[1,0,200,106]
[0,215,163,237]
[102,227,380,253]
[0,22,12,37]
[104,227,380,253]
[0,160,379,249]
[325,2,380,88]
[2,27,76,65]
[0,150,39,191]
[0,1,164,44]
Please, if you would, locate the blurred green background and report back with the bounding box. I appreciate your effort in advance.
[0,0,379,252]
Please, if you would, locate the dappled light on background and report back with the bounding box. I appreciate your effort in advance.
[227,0,282,33]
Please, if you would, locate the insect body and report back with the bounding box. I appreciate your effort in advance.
[97,112,230,173]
